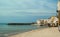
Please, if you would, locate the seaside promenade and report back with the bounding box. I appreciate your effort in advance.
[9,27,60,37]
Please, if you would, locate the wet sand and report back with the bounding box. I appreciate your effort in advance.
[9,27,60,37]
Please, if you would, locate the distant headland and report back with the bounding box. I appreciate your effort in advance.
[8,23,34,25]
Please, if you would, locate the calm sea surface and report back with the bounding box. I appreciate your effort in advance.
[0,23,47,37]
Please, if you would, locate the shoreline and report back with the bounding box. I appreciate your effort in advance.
[9,27,60,37]
[8,26,48,36]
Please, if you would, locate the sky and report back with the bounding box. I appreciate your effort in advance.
[0,0,58,23]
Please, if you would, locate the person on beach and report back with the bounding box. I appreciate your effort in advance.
[58,25,60,32]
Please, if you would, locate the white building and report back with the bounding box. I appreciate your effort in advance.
[36,19,41,25]
[36,19,49,25]
[36,16,58,26]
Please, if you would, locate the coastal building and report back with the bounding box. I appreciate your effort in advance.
[36,19,48,26]
[36,16,58,26]
[36,19,41,25]
[44,19,48,25]
[49,16,58,27]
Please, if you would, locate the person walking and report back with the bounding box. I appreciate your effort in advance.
[58,25,60,32]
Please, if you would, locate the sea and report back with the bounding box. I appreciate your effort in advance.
[0,23,48,37]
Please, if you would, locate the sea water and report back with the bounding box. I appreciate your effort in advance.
[0,23,47,37]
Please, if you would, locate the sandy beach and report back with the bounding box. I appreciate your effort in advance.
[9,27,60,37]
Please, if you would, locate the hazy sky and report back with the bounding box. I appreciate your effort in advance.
[0,0,58,23]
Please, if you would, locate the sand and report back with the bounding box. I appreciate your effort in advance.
[9,27,60,37]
